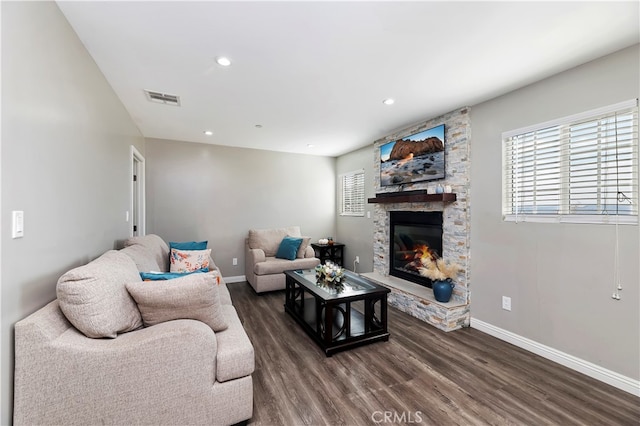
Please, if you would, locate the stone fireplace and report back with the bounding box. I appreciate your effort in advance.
[361,107,471,332]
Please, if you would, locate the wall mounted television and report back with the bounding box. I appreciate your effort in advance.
[380,124,445,186]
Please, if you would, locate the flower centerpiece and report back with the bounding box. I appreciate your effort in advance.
[315,260,345,285]
[418,255,462,303]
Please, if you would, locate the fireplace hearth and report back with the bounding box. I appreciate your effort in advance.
[389,211,443,288]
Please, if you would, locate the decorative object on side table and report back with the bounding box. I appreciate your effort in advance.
[418,255,462,303]
[315,261,345,286]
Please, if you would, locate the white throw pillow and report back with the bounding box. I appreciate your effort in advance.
[126,273,228,332]
[57,250,143,338]
[296,236,312,259]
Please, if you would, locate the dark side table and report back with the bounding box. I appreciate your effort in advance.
[311,243,345,266]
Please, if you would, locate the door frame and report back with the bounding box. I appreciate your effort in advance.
[130,145,146,237]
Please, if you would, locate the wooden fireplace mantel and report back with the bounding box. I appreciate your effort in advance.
[367,189,456,204]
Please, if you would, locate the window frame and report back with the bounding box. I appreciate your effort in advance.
[339,169,365,217]
[502,99,638,225]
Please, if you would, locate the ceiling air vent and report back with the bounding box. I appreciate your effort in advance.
[144,90,181,106]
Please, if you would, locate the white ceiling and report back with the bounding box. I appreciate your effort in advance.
[57,1,639,157]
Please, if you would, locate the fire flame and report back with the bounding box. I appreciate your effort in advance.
[414,244,436,263]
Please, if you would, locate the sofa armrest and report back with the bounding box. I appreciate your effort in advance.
[247,248,265,264]
[15,319,218,425]
[245,239,265,287]
[245,239,266,265]
[304,245,315,259]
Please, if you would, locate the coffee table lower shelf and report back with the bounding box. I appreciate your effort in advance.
[285,299,389,356]
[284,270,390,356]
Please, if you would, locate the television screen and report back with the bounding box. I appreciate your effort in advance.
[380,124,445,186]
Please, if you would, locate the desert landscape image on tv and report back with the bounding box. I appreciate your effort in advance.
[380,124,445,186]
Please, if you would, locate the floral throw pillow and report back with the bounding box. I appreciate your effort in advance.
[170,248,211,273]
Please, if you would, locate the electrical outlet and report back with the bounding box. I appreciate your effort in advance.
[232,258,238,266]
[355,256,360,263]
[502,296,512,311]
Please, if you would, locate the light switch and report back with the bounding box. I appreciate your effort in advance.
[12,210,24,238]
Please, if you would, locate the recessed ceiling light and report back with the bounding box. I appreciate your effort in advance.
[203,130,213,136]
[216,56,231,66]
[382,98,395,105]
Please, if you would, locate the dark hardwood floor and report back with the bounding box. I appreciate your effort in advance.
[228,282,640,425]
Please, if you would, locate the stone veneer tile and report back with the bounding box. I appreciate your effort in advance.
[372,107,471,331]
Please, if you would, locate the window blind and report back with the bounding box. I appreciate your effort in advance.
[340,169,365,216]
[503,100,638,224]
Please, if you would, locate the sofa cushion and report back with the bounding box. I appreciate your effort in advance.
[248,226,301,257]
[215,305,255,382]
[296,236,311,259]
[169,241,208,251]
[170,248,212,273]
[57,250,143,338]
[124,234,170,272]
[254,256,321,276]
[121,244,162,272]
[275,236,303,260]
[126,273,228,332]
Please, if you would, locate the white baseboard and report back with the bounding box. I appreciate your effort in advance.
[470,318,640,397]
[223,275,246,284]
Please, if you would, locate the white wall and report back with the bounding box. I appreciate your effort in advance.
[469,45,640,380]
[1,2,145,423]
[144,138,336,277]
[336,145,375,272]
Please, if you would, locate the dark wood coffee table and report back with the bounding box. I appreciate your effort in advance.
[284,269,390,356]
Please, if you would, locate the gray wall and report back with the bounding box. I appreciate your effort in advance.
[1,2,145,423]
[336,145,375,272]
[144,138,336,277]
[470,45,640,379]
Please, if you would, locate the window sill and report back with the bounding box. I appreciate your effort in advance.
[503,214,638,225]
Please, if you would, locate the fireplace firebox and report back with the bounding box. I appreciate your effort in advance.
[389,211,443,288]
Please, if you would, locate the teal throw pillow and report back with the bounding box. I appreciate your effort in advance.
[140,267,209,281]
[169,241,208,251]
[275,236,303,261]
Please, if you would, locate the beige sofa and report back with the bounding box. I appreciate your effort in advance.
[13,234,254,426]
[245,226,320,293]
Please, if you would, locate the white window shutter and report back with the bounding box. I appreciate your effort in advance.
[340,170,365,216]
[503,100,638,224]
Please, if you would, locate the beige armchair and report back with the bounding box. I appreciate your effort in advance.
[245,226,320,293]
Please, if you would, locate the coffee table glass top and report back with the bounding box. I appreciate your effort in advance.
[288,269,385,299]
